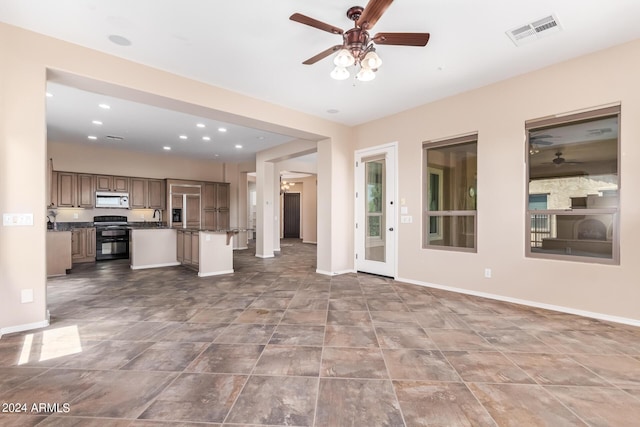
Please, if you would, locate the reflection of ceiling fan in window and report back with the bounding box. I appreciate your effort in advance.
[552,151,581,166]
[529,134,556,155]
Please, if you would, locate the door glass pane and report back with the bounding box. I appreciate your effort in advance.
[365,158,385,262]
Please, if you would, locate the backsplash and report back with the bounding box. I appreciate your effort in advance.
[47,207,164,223]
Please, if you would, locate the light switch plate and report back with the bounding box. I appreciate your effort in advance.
[3,213,34,226]
[401,207,409,215]
[21,289,34,303]
[401,215,413,224]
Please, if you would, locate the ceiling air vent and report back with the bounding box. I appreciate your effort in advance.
[506,14,561,46]
[106,135,124,141]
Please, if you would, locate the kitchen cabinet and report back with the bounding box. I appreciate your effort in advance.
[130,178,166,209]
[71,227,96,263]
[96,175,129,192]
[47,231,72,276]
[176,229,199,268]
[203,182,230,230]
[57,172,94,208]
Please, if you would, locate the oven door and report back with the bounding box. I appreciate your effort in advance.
[96,228,130,260]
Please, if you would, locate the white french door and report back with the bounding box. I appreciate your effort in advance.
[355,144,396,277]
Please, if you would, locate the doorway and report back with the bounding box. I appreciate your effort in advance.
[283,193,301,238]
[355,144,397,278]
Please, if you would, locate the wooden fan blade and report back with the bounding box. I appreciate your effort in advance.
[302,45,343,65]
[357,0,394,30]
[290,13,343,35]
[373,32,430,46]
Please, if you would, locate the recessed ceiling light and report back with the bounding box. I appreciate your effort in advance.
[235,144,243,149]
[214,154,219,157]
[202,136,211,141]
[88,136,97,140]
[196,123,205,128]
[92,120,103,125]
[257,136,265,140]
[179,135,188,140]
[218,127,227,133]
[46,92,53,98]
[327,109,339,114]
[163,146,171,150]
[99,103,110,109]
[108,34,132,46]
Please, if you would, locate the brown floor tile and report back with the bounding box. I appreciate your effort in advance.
[269,325,325,346]
[253,345,321,376]
[570,354,640,386]
[69,370,176,418]
[394,380,497,426]
[383,349,460,381]
[478,330,556,353]
[121,342,207,371]
[375,325,437,349]
[508,353,612,386]
[233,308,285,324]
[328,298,368,311]
[139,373,246,423]
[324,325,379,348]
[366,298,409,312]
[468,383,587,426]
[547,385,640,427]
[36,417,133,426]
[427,329,494,351]
[248,297,292,309]
[321,347,388,379]
[187,344,263,374]
[413,311,470,329]
[288,297,329,310]
[0,366,48,391]
[225,375,317,425]
[55,340,153,370]
[158,322,229,342]
[370,311,418,327]
[444,351,535,384]
[0,415,48,426]
[187,308,244,323]
[214,323,276,344]
[315,378,404,426]
[326,310,372,326]
[280,309,327,325]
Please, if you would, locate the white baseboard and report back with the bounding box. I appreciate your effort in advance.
[198,269,234,277]
[316,268,356,276]
[303,241,317,245]
[0,319,50,337]
[255,254,274,259]
[234,246,248,250]
[130,262,180,270]
[396,276,640,328]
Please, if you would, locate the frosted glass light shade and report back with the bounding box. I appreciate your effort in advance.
[362,51,382,69]
[334,49,355,67]
[330,66,350,80]
[356,67,376,82]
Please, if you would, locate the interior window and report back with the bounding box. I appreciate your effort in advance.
[526,106,620,263]
[423,135,478,251]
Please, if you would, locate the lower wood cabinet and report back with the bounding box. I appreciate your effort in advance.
[71,227,96,263]
[176,229,199,268]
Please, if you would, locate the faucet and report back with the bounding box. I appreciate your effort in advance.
[153,209,162,226]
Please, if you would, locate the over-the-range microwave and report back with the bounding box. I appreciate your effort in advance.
[95,192,129,209]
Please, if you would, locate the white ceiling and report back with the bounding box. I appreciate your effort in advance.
[2,0,640,163]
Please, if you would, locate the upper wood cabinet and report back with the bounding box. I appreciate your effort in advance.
[96,175,129,192]
[203,182,230,210]
[57,172,94,208]
[130,178,166,209]
[202,182,230,229]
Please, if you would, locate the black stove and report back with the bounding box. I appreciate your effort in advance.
[94,216,129,261]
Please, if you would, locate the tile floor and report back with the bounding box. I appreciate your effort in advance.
[1,240,640,426]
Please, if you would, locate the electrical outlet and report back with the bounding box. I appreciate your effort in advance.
[401,215,413,223]
[73,213,79,219]
[484,268,492,278]
[21,289,34,303]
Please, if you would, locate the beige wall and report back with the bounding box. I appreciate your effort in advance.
[0,23,352,333]
[354,39,640,322]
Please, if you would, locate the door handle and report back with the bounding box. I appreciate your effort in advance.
[389,227,394,231]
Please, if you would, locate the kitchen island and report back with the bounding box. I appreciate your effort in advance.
[130,228,237,277]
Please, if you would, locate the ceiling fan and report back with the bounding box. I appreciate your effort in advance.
[290,0,430,81]
[552,151,581,166]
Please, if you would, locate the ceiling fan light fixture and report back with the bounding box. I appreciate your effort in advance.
[330,66,350,80]
[356,67,376,82]
[362,50,382,69]
[333,49,355,67]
